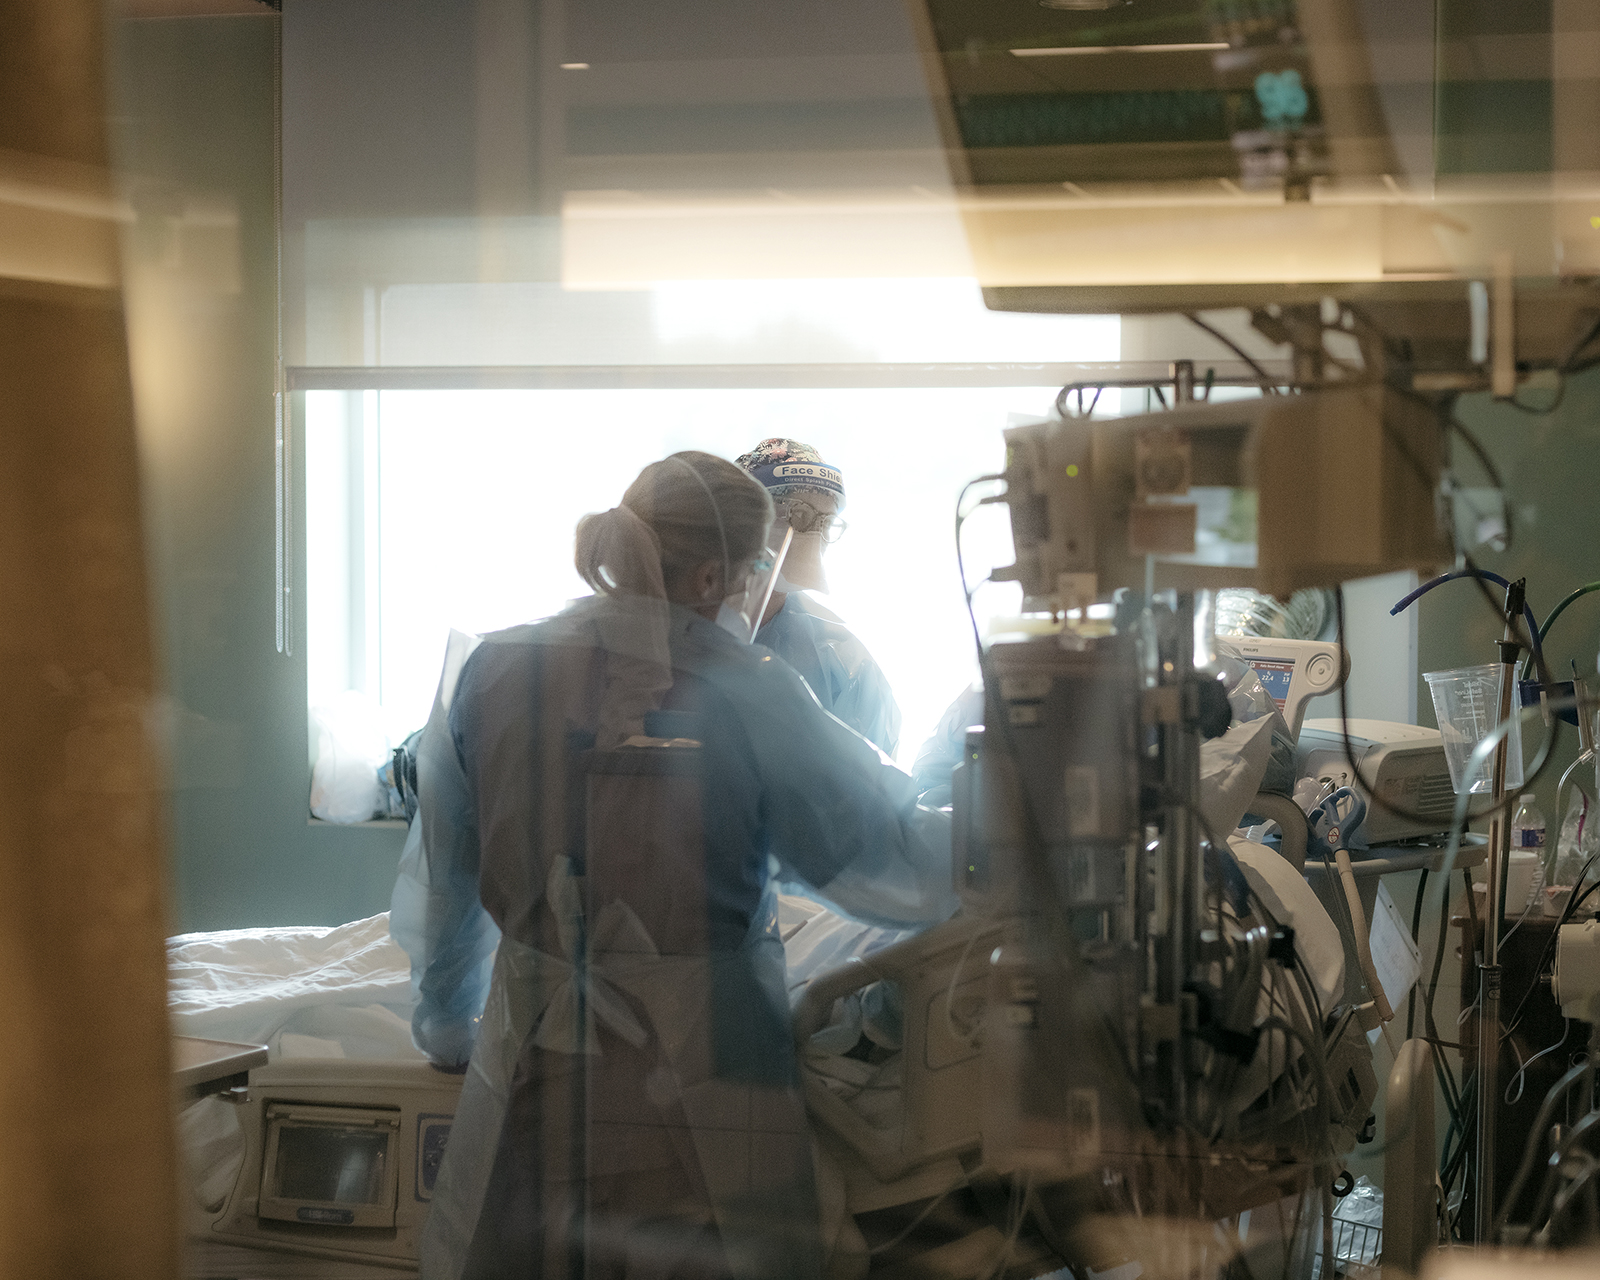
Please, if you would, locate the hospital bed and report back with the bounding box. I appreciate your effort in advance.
[172,903,954,1279]
[174,826,1359,1280]
[172,904,1061,1279]
[170,914,434,1278]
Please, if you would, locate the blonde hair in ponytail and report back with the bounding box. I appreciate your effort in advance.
[575,505,668,599]
[576,451,772,600]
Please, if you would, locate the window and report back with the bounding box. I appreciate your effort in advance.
[304,281,1117,767]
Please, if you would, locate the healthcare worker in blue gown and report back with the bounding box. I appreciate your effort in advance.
[390,451,956,1280]
[735,439,901,758]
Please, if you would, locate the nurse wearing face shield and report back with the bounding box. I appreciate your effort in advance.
[391,450,955,1280]
[735,439,902,758]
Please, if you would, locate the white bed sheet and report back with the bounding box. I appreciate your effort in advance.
[171,901,901,1216]
[168,912,420,1062]
[168,900,900,1062]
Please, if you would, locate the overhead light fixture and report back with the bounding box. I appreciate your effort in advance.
[1011,42,1228,57]
[559,62,590,70]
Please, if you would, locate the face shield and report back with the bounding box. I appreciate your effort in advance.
[771,495,845,594]
[715,526,793,644]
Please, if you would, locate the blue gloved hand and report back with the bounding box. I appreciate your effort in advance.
[413,1007,479,1071]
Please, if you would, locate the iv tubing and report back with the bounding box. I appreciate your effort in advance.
[1390,569,1544,666]
[1538,580,1600,646]
[1520,579,1600,679]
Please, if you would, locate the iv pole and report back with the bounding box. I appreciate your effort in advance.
[1474,577,1526,1239]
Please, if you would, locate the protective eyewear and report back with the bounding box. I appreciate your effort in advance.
[779,498,847,544]
[717,526,794,644]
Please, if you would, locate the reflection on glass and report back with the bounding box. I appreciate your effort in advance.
[273,1125,389,1206]
[305,382,1103,763]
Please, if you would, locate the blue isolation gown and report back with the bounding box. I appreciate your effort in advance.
[390,596,954,1280]
[754,594,901,758]
[910,683,985,808]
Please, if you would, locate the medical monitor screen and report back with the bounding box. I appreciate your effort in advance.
[913,0,1354,192]
[271,1124,390,1206]
[1249,660,1294,713]
[918,0,1306,190]
[907,0,1598,357]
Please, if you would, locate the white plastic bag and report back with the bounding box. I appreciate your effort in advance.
[309,690,389,823]
[1197,715,1276,839]
[1216,654,1297,795]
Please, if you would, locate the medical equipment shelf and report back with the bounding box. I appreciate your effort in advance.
[173,1035,268,1101]
[1300,834,1487,882]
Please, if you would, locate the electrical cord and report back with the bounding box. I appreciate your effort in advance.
[1523,1057,1600,1237]
[1422,872,1454,1058]
[1501,376,1567,417]
[943,926,985,1048]
[1498,845,1550,950]
[1560,312,1600,372]
[1435,834,1600,1235]
[1443,412,1514,552]
[1441,1071,1477,1238]
[865,1176,968,1256]
[1181,312,1279,395]
[1504,1018,1570,1107]
[1383,389,1563,693]
[1498,885,1541,949]
[955,476,1007,663]
[1546,1154,1600,1239]
[1541,581,1600,646]
[1051,368,1278,422]
[1264,892,1345,1167]
[1501,855,1600,1045]
[1408,869,1430,1040]
[1059,384,1106,420]
[977,1174,1034,1280]
[1420,872,1469,1137]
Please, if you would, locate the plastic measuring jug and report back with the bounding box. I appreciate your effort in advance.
[1425,664,1525,795]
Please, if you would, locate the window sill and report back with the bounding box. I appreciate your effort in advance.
[307,816,409,830]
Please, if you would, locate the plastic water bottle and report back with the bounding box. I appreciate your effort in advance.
[1513,793,1546,857]
[1509,794,1546,916]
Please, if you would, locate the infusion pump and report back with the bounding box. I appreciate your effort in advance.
[189,1059,462,1276]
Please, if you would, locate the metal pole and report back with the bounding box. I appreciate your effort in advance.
[1171,359,1195,403]
[1175,596,1195,1125]
[1475,581,1526,1240]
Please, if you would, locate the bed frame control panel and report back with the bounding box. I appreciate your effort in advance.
[197,1058,464,1268]
[258,1102,402,1229]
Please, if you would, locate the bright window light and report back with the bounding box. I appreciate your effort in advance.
[305,282,1117,769]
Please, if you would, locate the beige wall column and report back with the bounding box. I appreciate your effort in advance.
[0,2,178,1276]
